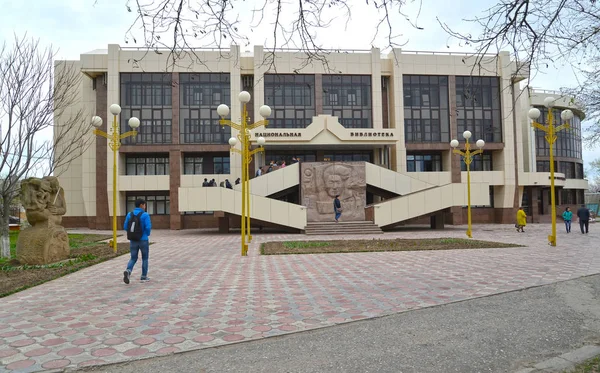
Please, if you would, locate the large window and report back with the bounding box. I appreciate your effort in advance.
[180,73,231,144]
[183,154,230,174]
[536,160,556,173]
[456,76,502,143]
[323,151,372,162]
[126,192,170,215]
[322,75,372,128]
[125,155,169,175]
[534,107,582,159]
[407,153,443,172]
[120,73,173,144]
[403,75,450,142]
[559,161,576,179]
[461,153,493,171]
[265,151,317,165]
[264,74,315,128]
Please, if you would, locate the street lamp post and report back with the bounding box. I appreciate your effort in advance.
[217,91,271,256]
[91,104,140,254]
[451,130,485,239]
[528,98,574,246]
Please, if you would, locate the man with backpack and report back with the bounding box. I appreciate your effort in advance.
[123,199,152,284]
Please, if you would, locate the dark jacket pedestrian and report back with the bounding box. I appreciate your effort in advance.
[577,205,590,234]
[123,198,152,283]
[202,178,209,187]
[225,179,233,189]
[333,195,342,222]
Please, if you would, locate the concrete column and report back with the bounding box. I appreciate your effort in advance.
[371,47,383,129]
[449,76,461,184]
[169,149,182,230]
[171,73,180,145]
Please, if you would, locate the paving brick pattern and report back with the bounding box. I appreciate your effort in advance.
[1,224,598,372]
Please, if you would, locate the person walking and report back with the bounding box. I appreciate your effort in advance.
[577,204,590,234]
[562,207,573,233]
[516,206,527,233]
[123,199,152,284]
[333,195,342,223]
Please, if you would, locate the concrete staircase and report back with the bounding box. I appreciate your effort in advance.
[304,221,383,235]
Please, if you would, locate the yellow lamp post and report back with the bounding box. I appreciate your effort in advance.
[91,104,140,253]
[528,98,574,246]
[450,130,485,238]
[217,91,271,256]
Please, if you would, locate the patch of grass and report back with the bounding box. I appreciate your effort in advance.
[0,232,127,298]
[262,237,524,255]
[283,241,331,249]
[566,354,600,372]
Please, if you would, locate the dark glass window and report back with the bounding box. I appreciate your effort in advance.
[576,163,584,179]
[322,75,372,128]
[183,154,230,174]
[404,75,450,143]
[406,153,443,172]
[561,189,576,204]
[213,156,230,174]
[559,161,575,179]
[120,73,172,144]
[180,73,231,144]
[183,157,204,175]
[322,151,372,162]
[125,155,169,175]
[266,151,317,164]
[536,160,557,173]
[456,76,502,143]
[126,192,170,215]
[264,74,315,128]
[534,107,582,159]
[461,153,493,171]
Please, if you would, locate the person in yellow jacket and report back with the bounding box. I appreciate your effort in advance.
[516,206,527,233]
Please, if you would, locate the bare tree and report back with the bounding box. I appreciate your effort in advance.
[118,0,423,71]
[439,0,600,141]
[0,36,92,259]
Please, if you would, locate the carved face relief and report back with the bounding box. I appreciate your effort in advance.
[324,174,344,198]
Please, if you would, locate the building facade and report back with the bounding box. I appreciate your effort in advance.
[54,45,588,231]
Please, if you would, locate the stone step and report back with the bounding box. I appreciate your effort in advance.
[304,220,383,235]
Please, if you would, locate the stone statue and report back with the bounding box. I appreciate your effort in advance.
[16,176,69,265]
[301,162,366,222]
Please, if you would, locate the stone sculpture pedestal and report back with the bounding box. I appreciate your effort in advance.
[16,223,69,265]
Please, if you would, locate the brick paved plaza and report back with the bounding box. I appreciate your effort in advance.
[0,224,598,372]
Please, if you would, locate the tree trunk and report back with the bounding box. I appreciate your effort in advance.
[0,204,10,259]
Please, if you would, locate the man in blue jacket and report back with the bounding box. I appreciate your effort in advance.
[123,199,152,283]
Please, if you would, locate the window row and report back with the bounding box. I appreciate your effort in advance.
[124,154,230,175]
[405,152,493,172]
[126,192,170,215]
[536,160,584,179]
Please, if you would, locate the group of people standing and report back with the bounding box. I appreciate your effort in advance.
[202,178,240,188]
[562,205,591,234]
[516,205,592,234]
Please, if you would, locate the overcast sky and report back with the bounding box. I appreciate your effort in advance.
[0,0,598,169]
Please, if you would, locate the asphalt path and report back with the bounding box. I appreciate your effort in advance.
[77,274,600,373]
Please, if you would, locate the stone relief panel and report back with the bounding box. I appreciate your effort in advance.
[300,162,366,222]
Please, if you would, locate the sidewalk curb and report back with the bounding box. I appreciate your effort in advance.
[515,345,600,373]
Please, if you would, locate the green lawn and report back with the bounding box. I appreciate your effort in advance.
[0,231,109,265]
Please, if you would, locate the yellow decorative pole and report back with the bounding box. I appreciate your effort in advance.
[91,105,140,253]
[217,92,271,256]
[528,98,574,246]
[451,130,485,238]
